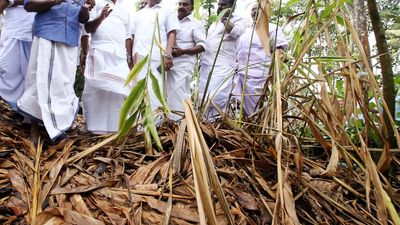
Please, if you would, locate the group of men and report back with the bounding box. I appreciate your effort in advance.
[0,0,287,142]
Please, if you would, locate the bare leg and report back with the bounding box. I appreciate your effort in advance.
[30,121,39,146]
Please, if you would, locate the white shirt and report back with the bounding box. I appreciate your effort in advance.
[237,23,288,74]
[1,6,35,42]
[201,15,245,67]
[88,0,132,58]
[173,14,206,67]
[132,4,180,60]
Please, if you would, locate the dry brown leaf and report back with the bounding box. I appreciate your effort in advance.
[70,194,92,217]
[46,208,105,225]
[321,141,339,177]
[50,180,116,195]
[146,197,199,223]
[6,196,28,216]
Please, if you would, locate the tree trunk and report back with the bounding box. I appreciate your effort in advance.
[354,0,373,146]
[367,0,396,148]
[354,0,372,69]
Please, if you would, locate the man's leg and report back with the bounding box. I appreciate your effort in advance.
[35,39,79,141]
[0,38,31,109]
[166,66,191,121]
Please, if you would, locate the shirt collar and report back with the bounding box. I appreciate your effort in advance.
[146,3,162,9]
[181,13,194,22]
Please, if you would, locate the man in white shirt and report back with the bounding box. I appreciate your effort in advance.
[0,0,35,110]
[167,0,206,121]
[198,0,245,120]
[233,4,288,116]
[83,0,133,134]
[132,0,180,111]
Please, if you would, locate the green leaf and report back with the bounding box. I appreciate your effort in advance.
[216,8,231,23]
[150,70,169,112]
[142,100,163,151]
[119,78,146,128]
[321,4,335,20]
[285,0,300,9]
[125,54,149,85]
[193,0,201,20]
[336,15,345,27]
[118,106,140,140]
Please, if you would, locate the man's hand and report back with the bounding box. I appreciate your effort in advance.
[221,17,234,33]
[79,55,86,75]
[172,47,184,57]
[163,57,173,71]
[83,0,95,10]
[100,4,112,20]
[127,55,133,69]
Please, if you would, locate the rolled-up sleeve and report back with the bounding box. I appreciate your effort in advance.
[228,16,245,39]
[193,21,206,49]
[270,25,288,50]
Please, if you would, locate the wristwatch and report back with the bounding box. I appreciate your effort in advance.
[162,51,173,59]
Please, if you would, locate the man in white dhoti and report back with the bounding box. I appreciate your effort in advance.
[83,0,133,134]
[233,4,288,116]
[132,0,180,112]
[166,0,205,121]
[0,0,34,110]
[17,0,94,142]
[198,0,245,120]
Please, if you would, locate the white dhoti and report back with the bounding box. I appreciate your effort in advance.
[233,68,269,116]
[0,38,32,109]
[83,48,130,133]
[17,37,79,141]
[166,66,192,121]
[198,64,235,119]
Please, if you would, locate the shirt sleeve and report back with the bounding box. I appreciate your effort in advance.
[165,8,180,34]
[193,21,206,49]
[228,16,245,39]
[270,25,288,50]
[125,11,133,39]
[130,11,137,35]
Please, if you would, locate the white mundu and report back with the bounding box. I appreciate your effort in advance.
[233,23,288,116]
[132,3,180,111]
[199,14,245,119]
[166,13,206,121]
[83,0,133,134]
[0,6,35,109]
[17,37,80,141]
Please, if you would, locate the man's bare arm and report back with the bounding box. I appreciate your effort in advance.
[0,0,8,14]
[125,38,133,69]
[163,30,176,71]
[24,0,63,13]
[172,45,205,57]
